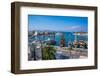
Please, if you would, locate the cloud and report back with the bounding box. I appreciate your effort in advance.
[63,25,81,32]
[71,26,80,29]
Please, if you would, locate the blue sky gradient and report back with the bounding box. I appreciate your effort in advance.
[28,15,88,32]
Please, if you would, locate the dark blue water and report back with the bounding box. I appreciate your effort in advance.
[28,32,88,47]
[55,32,87,47]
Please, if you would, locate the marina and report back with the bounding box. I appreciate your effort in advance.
[28,15,88,61]
[28,31,88,60]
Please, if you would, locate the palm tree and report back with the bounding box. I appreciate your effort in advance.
[42,45,56,60]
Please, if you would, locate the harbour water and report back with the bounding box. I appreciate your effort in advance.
[28,32,88,47]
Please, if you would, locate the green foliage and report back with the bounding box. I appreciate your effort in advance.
[32,31,35,35]
[42,45,56,60]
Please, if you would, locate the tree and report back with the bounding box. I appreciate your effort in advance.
[32,31,35,35]
[42,45,56,60]
[60,34,66,47]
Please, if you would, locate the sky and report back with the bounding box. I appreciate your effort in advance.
[28,15,88,32]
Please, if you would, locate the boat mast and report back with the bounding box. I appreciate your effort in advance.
[75,32,77,42]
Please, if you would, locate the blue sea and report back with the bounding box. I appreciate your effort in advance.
[28,32,88,47]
